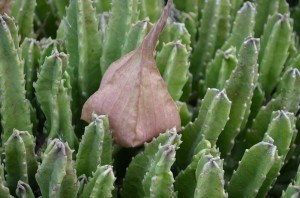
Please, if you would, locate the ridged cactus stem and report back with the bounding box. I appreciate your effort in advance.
[256,111,295,198]
[0,15,32,142]
[63,0,102,121]
[11,0,36,40]
[142,145,177,197]
[75,114,113,177]
[221,2,256,52]
[246,68,300,148]
[16,181,34,198]
[194,158,226,198]
[93,0,111,13]
[4,130,38,195]
[258,14,292,96]
[217,37,259,157]
[21,38,40,101]
[81,165,115,198]
[282,162,300,197]
[36,139,78,198]
[227,137,277,198]
[176,88,231,168]
[138,0,164,22]
[52,0,69,18]
[190,0,223,83]
[122,129,181,197]
[5,132,28,194]
[122,19,152,55]
[158,20,191,52]
[156,41,190,101]
[100,0,132,73]
[175,140,212,197]
[205,47,237,90]
[253,0,280,37]
[34,51,78,148]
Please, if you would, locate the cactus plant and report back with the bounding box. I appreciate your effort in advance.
[0,0,299,197]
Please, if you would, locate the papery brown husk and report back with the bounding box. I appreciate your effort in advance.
[0,0,11,14]
[81,0,181,147]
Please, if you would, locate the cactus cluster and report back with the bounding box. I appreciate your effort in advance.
[0,0,299,197]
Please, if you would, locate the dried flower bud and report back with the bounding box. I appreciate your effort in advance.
[81,0,181,147]
[0,0,11,14]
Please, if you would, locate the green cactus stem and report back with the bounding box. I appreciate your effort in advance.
[227,137,277,198]
[174,0,198,13]
[205,2,256,91]
[175,141,213,198]
[39,38,65,66]
[16,181,34,198]
[11,0,36,40]
[214,0,231,51]
[179,12,198,48]
[122,129,181,197]
[0,177,10,198]
[194,158,226,198]
[243,84,265,129]
[217,37,259,157]
[20,38,40,101]
[229,0,244,20]
[221,2,256,52]
[0,15,32,142]
[0,162,10,197]
[256,111,295,198]
[177,88,231,168]
[205,47,237,90]
[177,101,192,126]
[158,20,191,52]
[75,114,112,177]
[190,0,229,83]
[246,68,300,148]
[63,0,102,121]
[286,50,300,70]
[282,162,300,198]
[100,0,131,73]
[142,144,177,197]
[93,0,111,13]
[156,41,190,101]
[122,19,152,55]
[4,130,38,195]
[138,0,164,22]
[258,14,292,96]
[36,139,78,198]
[253,0,280,37]
[52,0,69,19]
[34,51,78,148]
[81,165,115,198]
[77,175,87,197]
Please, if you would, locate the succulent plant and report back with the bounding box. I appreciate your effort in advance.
[0,0,299,197]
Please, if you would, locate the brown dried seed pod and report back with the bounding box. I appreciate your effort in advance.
[81,0,181,147]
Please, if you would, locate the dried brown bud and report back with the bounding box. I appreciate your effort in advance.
[81,0,180,147]
[0,0,11,14]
